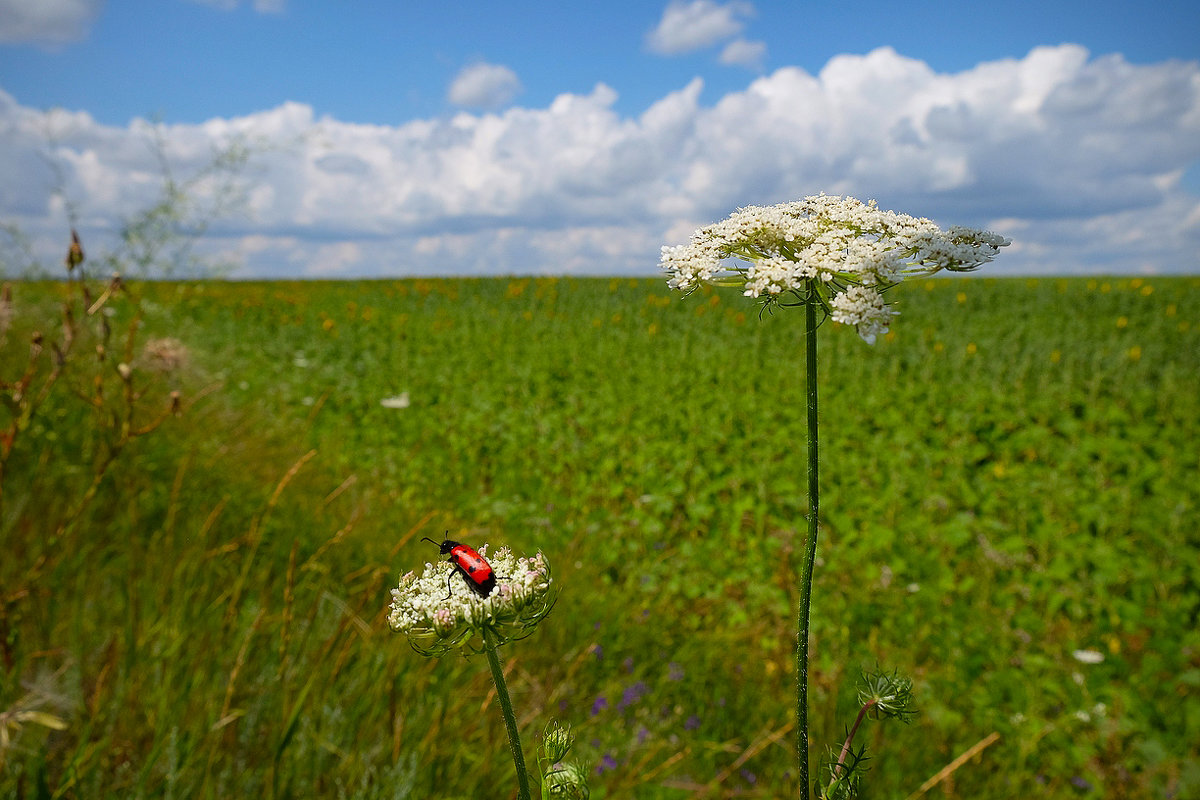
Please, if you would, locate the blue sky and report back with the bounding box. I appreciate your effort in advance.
[2,0,1199,277]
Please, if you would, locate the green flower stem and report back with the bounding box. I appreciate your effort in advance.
[483,628,532,800]
[796,293,821,799]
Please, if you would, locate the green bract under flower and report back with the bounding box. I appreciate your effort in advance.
[660,194,1010,343]
[388,545,556,656]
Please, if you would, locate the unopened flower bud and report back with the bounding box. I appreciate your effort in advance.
[117,363,132,381]
[543,721,575,763]
[545,761,590,799]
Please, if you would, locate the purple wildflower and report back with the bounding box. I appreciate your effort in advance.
[618,681,648,712]
[596,753,618,775]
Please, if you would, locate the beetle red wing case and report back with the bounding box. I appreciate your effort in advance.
[449,545,493,578]
[449,544,497,596]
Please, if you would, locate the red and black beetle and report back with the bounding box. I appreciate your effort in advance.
[423,536,497,598]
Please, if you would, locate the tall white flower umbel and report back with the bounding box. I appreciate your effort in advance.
[660,195,1010,343]
[659,195,1008,799]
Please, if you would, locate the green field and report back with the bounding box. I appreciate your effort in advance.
[2,275,1198,798]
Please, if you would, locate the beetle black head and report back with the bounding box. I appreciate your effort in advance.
[422,536,458,554]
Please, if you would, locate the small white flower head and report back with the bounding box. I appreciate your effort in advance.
[829,285,896,345]
[660,194,1010,342]
[388,544,557,656]
[1072,648,1105,665]
[379,391,410,409]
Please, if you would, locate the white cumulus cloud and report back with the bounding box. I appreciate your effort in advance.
[2,45,1199,278]
[719,38,766,70]
[447,62,523,110]
[646,0,753,55]
[0,0,103,46]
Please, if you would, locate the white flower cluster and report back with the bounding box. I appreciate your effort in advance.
[389,545,556,655]
[829,285,896,345]
[660,195,1010,343]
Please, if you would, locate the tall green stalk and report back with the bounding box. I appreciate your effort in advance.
[796,294,821,799]
[483,629,532,800]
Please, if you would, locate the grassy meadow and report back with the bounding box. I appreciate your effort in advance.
[1,274,1198,798]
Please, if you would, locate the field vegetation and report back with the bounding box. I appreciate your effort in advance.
[2,273,1197,798]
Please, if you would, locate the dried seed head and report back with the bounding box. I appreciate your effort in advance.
[0,285,11,335]
[140,338,189,372]
[65,229,85,272]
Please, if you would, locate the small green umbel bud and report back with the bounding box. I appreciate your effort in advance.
[857,667,916,722]
[542,721,575,763]
[545,761,590,799]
